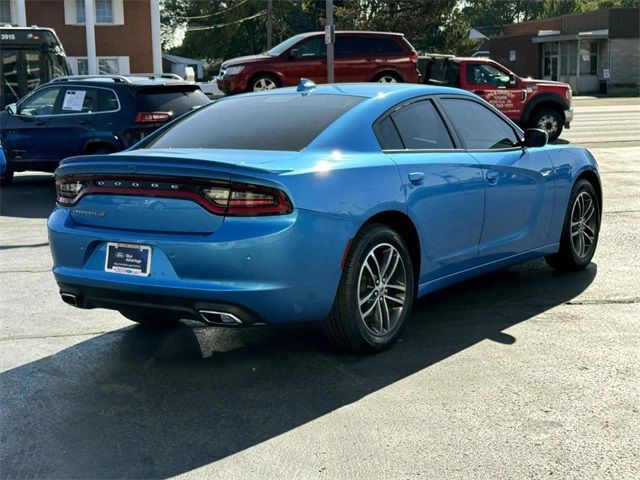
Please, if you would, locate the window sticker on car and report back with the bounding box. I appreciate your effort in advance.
[62,90,86,111]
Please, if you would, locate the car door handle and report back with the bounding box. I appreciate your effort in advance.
[486,171,499,185]
[408,172,425,185]
[35,120,46,126]
[77,119,90,125]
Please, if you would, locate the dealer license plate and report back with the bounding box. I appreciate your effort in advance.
[105,243,152,277]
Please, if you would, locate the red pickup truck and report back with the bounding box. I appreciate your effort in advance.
[421,55,573,141]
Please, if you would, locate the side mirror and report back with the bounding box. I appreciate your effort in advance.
[289,48,300,60]
[509,73,517,87]
[522,128,548,148]
[5,103,17,115]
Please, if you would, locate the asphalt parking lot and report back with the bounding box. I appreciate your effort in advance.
[1,96,639,479]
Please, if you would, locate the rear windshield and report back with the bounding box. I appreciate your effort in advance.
[136,86,209,115]
[144,93,365,151]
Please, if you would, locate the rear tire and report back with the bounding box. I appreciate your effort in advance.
[323,224,414,354]
[545,179,600,271]
[120,311,181,328]
[529,107,564,142]
[373,72,402,83]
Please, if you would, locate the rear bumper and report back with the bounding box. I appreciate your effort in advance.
[48,206,359,324]
[564,108,573,127]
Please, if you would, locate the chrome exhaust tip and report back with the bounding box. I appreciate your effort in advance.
[199,310,243,325]
[60,293,79,307]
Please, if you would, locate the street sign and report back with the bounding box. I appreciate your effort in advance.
[324,25,334,44]
[603,68,610,79]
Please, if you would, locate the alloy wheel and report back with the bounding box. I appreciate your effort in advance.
[253,78,277,91]
[377,75,398,83]
[357,243,407,336]
[570,191,598,258]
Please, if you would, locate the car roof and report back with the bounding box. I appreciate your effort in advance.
[296,30,405,38]
[242,82,473,100]
[43,76,198,89]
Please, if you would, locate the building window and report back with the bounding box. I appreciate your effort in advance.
[579,41,598,75]
[542,42,559,80]
[95,0,113,23]
[75,0,85,23]
[560,41,577,75]
[75,0,113,24]
[0,0,12,24]
[76,57,121,75]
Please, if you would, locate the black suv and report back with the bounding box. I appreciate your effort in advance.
[0,75,210,184]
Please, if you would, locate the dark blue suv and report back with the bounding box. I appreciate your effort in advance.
[0,75,210,185]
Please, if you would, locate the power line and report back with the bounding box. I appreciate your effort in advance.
[175,0,252,20]
[185,10,267,31]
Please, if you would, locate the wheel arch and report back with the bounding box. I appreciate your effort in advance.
[246,71,283,91]
[576,169,603,212]
[372,69,404,82]
[82,138,121,155]
[360,210,421,286]
[522,93,567,124]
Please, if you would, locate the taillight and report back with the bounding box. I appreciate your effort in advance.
[56,179,89,204]
[202,183,292,216]
[56,176,293,216]
[409,51,418,63]
[134,111,173,123]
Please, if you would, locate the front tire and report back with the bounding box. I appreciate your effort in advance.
[323,224,415,354]
[530,107,564,142]
[545,179,600,271]
[248,74,280,92]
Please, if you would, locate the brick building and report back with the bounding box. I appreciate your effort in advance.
[1,0,161,75]
[486,7,639,94]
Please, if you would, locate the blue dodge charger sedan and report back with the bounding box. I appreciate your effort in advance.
[48,82,601,353]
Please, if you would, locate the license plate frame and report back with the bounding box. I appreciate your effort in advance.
[105,243,152,277]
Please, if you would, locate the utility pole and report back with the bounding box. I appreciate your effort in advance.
[266,0,273,50]
[325,0,335,83]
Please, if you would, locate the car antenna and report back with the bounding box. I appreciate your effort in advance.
[297,78,316,94]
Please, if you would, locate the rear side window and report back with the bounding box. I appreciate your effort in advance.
[440,98,518,149]
[362,37,403,54]
[376,117,403,150]
[144,94,365,151]
[335,36,404,56]
[59,88,98,114]
[136,87,209,115]
[389,100,454,150]
[98,89,119,111]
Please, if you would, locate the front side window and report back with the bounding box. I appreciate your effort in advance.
[144,94,365,151]
[440,98,518,150]
[389,100,454,150]
[466,64,511,88]
[297,37,326,57]
[18,87,63,116]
